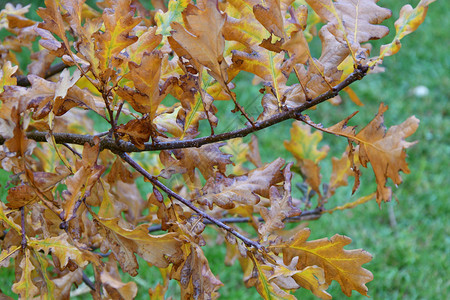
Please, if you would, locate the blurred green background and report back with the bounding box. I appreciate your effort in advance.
[0,0,448,299]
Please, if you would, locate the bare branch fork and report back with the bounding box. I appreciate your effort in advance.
[0,66,369,152]
[119,152,264,250]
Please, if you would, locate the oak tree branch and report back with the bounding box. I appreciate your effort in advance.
[0,66,369,153]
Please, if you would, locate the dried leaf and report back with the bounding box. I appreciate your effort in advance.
[300,104,419,203]
[247,252,296,300]
[306,0,391,66]
[259,163,302,239]
[6,184,36,209]
[253,0,285,38]
[94,216,183,276]
[116,115,153,150]
[355,104,419,203]
[174,245,223,299]
[199,158,285,209]
[37,0,71,54]
[101,270,138,300]
[171,0,228,86]
[117,51,167,119]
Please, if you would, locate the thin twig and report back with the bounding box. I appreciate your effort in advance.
[62,143,82,158]
[1,66,369,152]
[119,152,263,250]
[147,208,323,233]
[20,207,27,249]
[82,272,96,291]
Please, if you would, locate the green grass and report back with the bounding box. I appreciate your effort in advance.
[1,0,449,299]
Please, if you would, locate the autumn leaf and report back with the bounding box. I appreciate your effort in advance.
[173,244,223,299]
[12,249,39,299]
[116,115,154,150]
[171,0,228,86]
[355,104,419,203]
[231,49,287,112]
[284,121,329,164]
[284,121,330,195]
[268,257,331,300]
[101,269,138,299]
[278,228,373,297]
[0,246,20,266]
[300,104,419,203]
[33,250,56,298]
[155,0,190,36]
[0,3,30,30]
[306,0,391,65]
[199,158,285,209]
[375,0,436,64]
[117,51,166,119]
[0,202,22,233]
[28,233,93,269]
[93,0,142,71]
[253,0,285,39]
[162,142,232,184]
[258,163,302,239]
[0,61,18,93]
[245,252,296,300]
[6,184,37,209]
[93,216,183,276]
[126,27,163,65]
[52,269,83,299]
[329,154,352,195]
[25,74,105,119]
[326,193,375,213]
[37,0,71,55]
[61,140,105,221]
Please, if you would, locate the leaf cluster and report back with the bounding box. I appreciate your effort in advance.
[0,0,433,298]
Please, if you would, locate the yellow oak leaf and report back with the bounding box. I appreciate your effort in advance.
[93,0,142,71]
[268,260,331,300]
[12,249,39,299]
[0,61,18,93]
[279,228,373,297]
[155,0,190,36]
[28,234,93,269]
[246,252,296,300]
[284,121,329,164]
[376,0,436,64]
